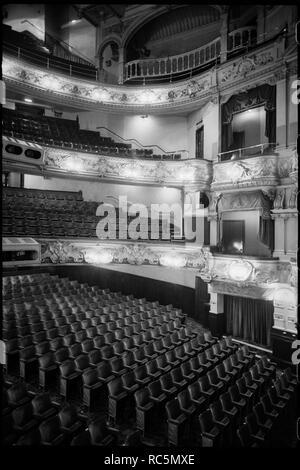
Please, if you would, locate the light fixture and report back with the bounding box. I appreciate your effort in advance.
[160,253,186,268]
[24,97,32,103]
[228,260,253,282]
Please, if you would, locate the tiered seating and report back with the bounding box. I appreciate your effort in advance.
[2,187,178,240]
[2,108,182,160]
[3,273,297,447]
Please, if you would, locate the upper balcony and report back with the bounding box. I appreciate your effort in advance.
[124,27,257,84]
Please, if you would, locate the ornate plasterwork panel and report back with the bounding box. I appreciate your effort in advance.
[42,147,212,187]
[2,38,288,112]
[212,155,278,190]
[39,239,208,269]
[2,56,214,112]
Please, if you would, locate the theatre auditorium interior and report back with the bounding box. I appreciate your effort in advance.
[1,4,299,448]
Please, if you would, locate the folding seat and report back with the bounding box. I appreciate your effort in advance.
[133,348,148,365]
[273,379,292,403]
[208,369,226,396]
[50,336,64,351]
[210,400,231,445]
[279,371,296,394]
[162,334,174,351]
[44,319,56,330]
[58,324,71,337]
[132,334,145,349]
[205,348,219,366]
[198,375,217,401]
[121,371,139,394]
[75,330,87,343]
[212,343,227,361]
[250,365,265,392]
[260,356,277,379]
[148,379,168,411]
[19,345,38,380]
[197,352,212,372]
[97,324,108,336]
[91,317,101,327]
[82,368,104,408]
[216,363,231,387]
[112,341,125,357]
[237,422,262,447]
[228,385,247,418]
[88,349,102,367]
[55,347,70,366]
[237,377,255,410]
[60,360,82,399]
[134,388,155,436]
[141,320,150,332]
[169,330,181,347]
[55,317,67,328]
[58,404,84,438]
[174,344,188,363]
[107,377,128,426]
[141,330,152,344]
[144,342,158,361]
[244,371,259,399]
[39,415,67,446]
[198,402,226,446]
[88,419,116,446]
[153,338,167,355]
[92,335,105,350]
[224,357,239,381]
[188,381,207,412]
[156,353,172,374]
[110,356,127,377]
[46,327,60,341]
[183,341,196,359]
[97,361,115,384]
[256,359,272,383]
[261,394,280,421]
[12,402,39,434]
[150,326,161,341]
[183,326,197,339]
[282,367,297,386]
[123,336,138,353]
[253,402,274,436]
[114,329,125,341]
[107,321,117,332]
[245,413,268,444]
[178,388,198,419]
[35,341,51,357]
[65,313,77,325]
[81,319,92,330]
[166,398,189,446]
[204,331,218,346]
[146,359,161,380]
[240,344,256,364]
[75,354,94,374]
[170,367,188,391]
[267,387,287,415]
[69,343,83,359]
[31,393,57,421]
[38,351,58,388]
[190,336,204,354]
[230,353,244,376]
[63,333,76,348]
[82,338,96,355]
[7,382,31,408]
[177,328,189,344]
[134,364,151,386]
[17,324,31,337]
[70,322,82,334]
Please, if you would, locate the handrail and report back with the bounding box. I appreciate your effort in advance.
[20,19,95,66]
[217,142,277,162]
[96,126,189,158]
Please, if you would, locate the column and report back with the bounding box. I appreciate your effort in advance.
[207,288,225,336]
[272,214,285,258]
[256,6,265,44]
[220,9,229,63]
[183,189,204,245]
[276,78,288,148]
[118,46,125,85]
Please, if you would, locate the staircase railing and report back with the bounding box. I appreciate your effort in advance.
[96,126,189,159]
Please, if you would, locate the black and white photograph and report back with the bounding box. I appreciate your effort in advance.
[1,2,299,453]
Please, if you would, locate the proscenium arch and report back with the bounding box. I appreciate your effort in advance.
[121,5,222,63]
[97,35,122,62]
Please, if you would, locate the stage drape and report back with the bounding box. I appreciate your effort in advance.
[221,84,276,151]
[224,295,274,347]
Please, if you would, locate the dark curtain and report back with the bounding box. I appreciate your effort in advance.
[221,84,276,151]
[259,217,274,251]
[225,295,274,347]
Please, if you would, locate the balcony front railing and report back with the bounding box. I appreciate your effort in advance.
[124,26,257,83]
[217,143,277,162]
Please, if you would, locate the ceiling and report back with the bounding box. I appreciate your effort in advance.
[72,4,129,26]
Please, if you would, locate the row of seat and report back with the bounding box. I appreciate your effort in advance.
[3,108,182,160]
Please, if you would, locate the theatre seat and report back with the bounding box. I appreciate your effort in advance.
[134,388,154,436]
[39,415,67,446]
[82,368,104,408]
[159,373,177,399]
[88,419,116,446]
[31,393,58,421]
[237,423,261,447]
[107,378,128,426]
[58,404,84,437]
[166,398,189,446]
[198,410,221,447]
[12,402,39,434]
[59,360,81,399]
[7,382,31,408]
